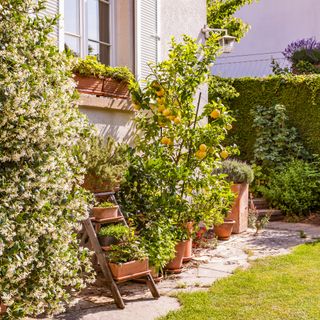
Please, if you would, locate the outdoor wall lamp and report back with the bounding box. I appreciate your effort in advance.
[201,25,236,53]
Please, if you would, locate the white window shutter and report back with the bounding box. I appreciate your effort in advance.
[136,0,159,81]
[41,0,60,45]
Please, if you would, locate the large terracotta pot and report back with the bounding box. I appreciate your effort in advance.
[214,219,235,240]
[165,241,187,273]
[109,259,149,281]
[183,238,193,262]
[183,222,194,262]
[227,183,249,234]
[92,206,118,220]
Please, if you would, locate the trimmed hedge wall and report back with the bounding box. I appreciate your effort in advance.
[210,75,320,160]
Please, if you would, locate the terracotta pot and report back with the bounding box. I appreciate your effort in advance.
[227,183,249,234]
[214,219,235,240]
[109,259,149,281]
[92,206,118,220]
[165,241,187,273]
[0,302,6,315]
[98,235,118,247]
[183,238,193,262]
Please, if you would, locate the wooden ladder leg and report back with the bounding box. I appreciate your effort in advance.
[145,273,160,299]
[83,218,125,309]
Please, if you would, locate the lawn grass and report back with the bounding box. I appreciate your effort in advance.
[160,242,320,320]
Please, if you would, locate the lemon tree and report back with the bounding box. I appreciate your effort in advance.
[120,35,237,265]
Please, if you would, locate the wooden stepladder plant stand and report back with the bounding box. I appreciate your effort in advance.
[80,191,160,309]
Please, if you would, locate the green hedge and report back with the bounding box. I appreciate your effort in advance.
[210,75,320,160]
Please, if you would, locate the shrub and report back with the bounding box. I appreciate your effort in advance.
[0,1,95,318]
[213,160,254,184]
[210,75,320,161]
[96,201,117,208]
[73,56,134,82]
[83,135,128,192]
[251,104,309,168]
[98,225,129,240]
[107,230,146,264]
[262,160,320,217]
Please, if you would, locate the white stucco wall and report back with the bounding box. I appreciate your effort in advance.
[212,0,320,78]
[159,0,206,60]
[159,0,208,112]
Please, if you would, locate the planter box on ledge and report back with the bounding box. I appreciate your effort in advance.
[74,74,129,99]
[227,183,249,234]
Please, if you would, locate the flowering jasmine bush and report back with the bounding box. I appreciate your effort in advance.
[0,1,95,318]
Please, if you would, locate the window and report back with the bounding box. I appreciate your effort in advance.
[64,0,111,65]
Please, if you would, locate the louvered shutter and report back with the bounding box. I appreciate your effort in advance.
[137,0,159,81]
[42,0,59,45]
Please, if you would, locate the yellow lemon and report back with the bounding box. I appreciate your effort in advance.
[174,117,181,124]
[161,137,170,145]
[210,109,221,119]
[158,105,165,113]
[199,144,207,152]
[168,115,176,121]
[157,97,165,104]
[162,108,171,116]
[220,150,229,159]
[226,124,233,130]
[133,103,141,111]
[156,88,165,97]
[195,150,207,160]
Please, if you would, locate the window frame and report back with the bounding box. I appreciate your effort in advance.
[61,0,115,66]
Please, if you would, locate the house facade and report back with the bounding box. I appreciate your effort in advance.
[212,0,320,78]
[44,0,207,142]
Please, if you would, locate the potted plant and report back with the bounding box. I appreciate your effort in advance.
[98,224,129,247]
[107,231,149,281]
[213,160,254,234]
[92,201,118,221]
[82,135,128,193]
[183,221,194,262]
[73,56,133,99]
[214,217,235,240]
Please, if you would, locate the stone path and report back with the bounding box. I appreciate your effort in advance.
[45,221,320,320]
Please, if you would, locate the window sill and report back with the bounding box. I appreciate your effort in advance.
[78,94,135,112]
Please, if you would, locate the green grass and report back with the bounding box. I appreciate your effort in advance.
[160,242,320,320]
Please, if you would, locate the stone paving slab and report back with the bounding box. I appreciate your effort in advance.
[36,222,320,320]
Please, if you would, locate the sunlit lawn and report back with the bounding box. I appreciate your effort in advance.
[160,242,320,320]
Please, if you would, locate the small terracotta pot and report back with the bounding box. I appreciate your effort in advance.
[165,241,187,273]
[214,219,235,240]
[92,206,118,220]
[109,259,149,281]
